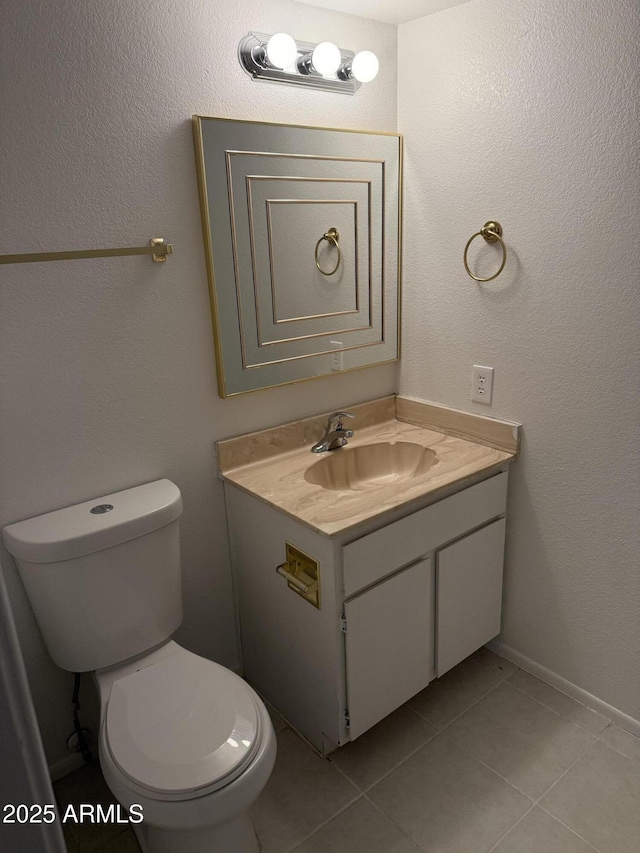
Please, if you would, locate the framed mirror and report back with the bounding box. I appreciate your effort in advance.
[193,116,401,397]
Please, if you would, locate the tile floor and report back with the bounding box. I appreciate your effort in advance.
[54,649,640,853]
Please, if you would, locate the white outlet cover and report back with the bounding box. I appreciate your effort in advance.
[472,364,494,405]
[330,340,344,372]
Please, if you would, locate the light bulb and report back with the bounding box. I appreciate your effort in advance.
[266,32,298,69]
[351,50,379,83]
[312,41,341,76]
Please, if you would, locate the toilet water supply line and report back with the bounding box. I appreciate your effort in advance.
[70,673,93,765]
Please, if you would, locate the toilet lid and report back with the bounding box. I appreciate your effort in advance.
[105,652,260,796]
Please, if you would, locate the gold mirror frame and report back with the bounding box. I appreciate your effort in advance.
[193,116,402,397]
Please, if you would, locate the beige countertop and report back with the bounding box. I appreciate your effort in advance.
[217,396,520,537]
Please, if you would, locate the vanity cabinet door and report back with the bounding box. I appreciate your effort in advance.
[436,518,506,677]
[344,557,433,740]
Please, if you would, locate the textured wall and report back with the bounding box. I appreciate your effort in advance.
[0,0,397,771]
[399,0,640,719]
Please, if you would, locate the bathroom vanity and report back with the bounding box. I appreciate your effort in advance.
[219,396,520,754]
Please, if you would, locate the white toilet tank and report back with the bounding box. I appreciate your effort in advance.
[2,480,183,673]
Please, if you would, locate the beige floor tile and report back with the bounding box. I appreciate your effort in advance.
[508,670,610,735]
[251,728,359,853]
[471,647,519,679]
[541,740,640,853]
[368,732,530,853]
[329,704,437,790]
[408,658,501,729]
[54,762,124,853]
[599,723,640,762]
[447,683,595,799]
[291,797,418,853]
[492,806,596,853]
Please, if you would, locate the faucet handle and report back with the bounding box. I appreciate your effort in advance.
[328,411,355,430]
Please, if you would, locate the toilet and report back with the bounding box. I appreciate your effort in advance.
[2,479,276,853]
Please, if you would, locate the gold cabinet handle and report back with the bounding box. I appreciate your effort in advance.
[276,562,316,594]
[463,220,507,282]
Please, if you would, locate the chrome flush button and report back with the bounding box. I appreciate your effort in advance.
[90,504,114,514]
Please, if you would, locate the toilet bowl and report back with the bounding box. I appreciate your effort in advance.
[97,641,276,853]
[2,479,276,853]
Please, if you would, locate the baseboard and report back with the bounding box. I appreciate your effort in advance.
[487,639,640,737]
[49,750,91,782]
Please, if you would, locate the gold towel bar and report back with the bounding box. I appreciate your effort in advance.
[0,238,173,266]
[463,221,506,282]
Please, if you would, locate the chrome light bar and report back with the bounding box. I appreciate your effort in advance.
[238,32,377,95]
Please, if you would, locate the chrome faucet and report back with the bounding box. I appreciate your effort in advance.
[310,411,355,453]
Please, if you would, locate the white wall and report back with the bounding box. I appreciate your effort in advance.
[399,0,640,720]
[0,0,397,771]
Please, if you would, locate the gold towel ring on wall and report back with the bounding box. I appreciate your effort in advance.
[315,227,341,276]
[463,221,507,282]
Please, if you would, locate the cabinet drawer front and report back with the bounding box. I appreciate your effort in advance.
[343,471,507,597]
[345,557,433,740]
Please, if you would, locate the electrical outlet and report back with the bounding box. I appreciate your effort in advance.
[330,340,343,371]
[471,365,494,405]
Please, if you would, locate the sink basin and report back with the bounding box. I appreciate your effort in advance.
[305,442,438,491]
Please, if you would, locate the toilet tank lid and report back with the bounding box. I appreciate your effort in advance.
[2,479,183,564]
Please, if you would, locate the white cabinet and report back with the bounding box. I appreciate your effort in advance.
[225,468,509,754]
[345,557,433,739]
[342,472,508,596]
[436,518,506,677]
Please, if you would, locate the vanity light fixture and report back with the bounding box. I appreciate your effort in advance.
[238,31,379,94]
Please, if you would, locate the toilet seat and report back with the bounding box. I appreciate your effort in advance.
[105,651,261,799]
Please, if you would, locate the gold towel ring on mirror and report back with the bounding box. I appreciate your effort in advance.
[315,227,341,276]
[463,221,507,282]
